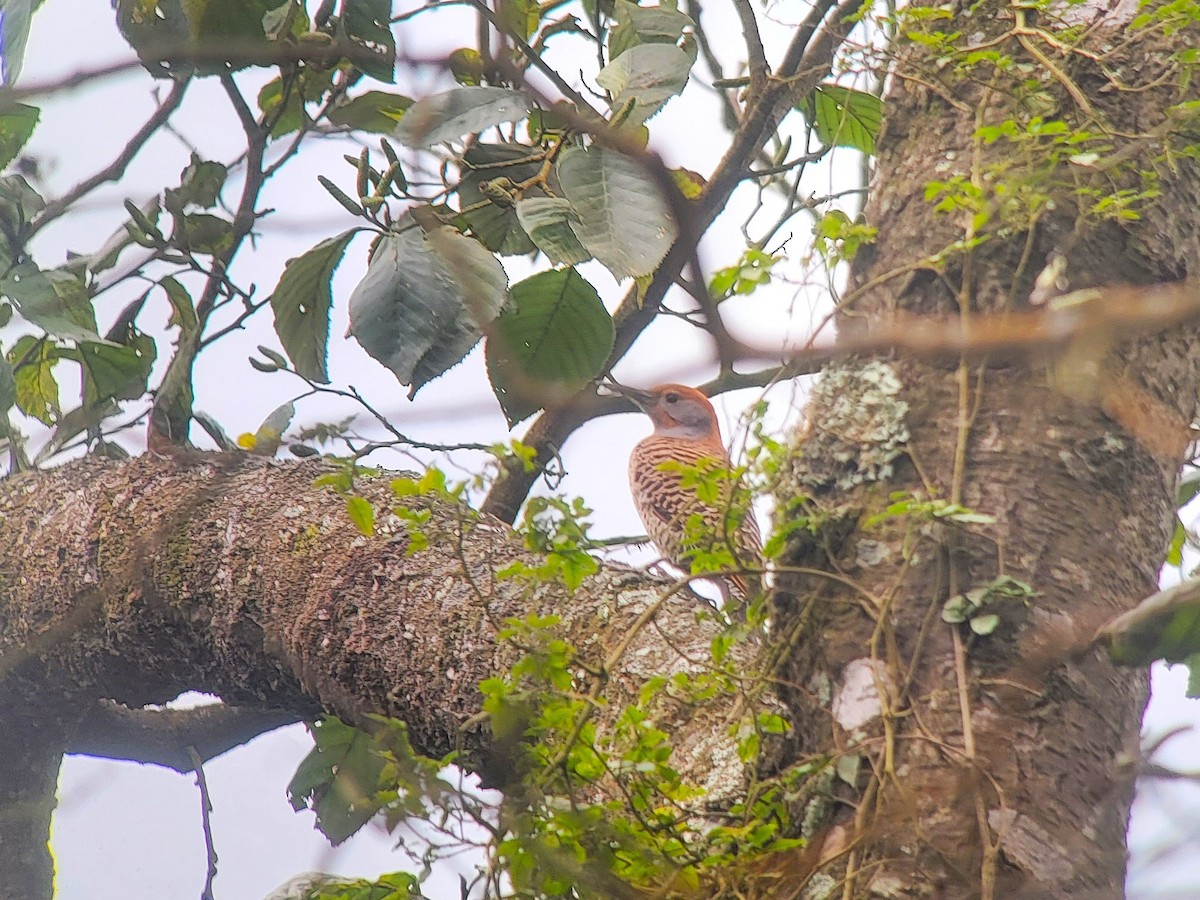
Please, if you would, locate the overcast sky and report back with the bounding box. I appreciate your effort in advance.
[14,1,1200,897]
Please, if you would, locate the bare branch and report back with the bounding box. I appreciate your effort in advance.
[68,701,305,773]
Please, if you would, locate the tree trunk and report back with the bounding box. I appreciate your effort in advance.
[770,1,1200,896]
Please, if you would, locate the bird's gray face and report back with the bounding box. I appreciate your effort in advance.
[654,391,716,437]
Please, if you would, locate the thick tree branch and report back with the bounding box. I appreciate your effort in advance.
[0,454,775,897]
[68,700,306,773]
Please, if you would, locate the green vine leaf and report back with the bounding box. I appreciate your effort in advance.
[270,230,358,384]
[556,145,677,279]
[485,268,614,426]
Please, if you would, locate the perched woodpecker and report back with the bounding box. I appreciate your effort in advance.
[608,382,763,608]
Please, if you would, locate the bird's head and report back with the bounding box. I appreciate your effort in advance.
[607,382,722,441]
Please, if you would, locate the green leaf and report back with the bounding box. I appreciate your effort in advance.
[607,0,694,60]
[72,337,157,404]
[0,0,37,85]
[1187,654,1200,698]
[0,352,14,412]
[116,0,291,76]
[286,717,387,846]
[457,142,539,256]
[394,86,529,148]
[172,212,234,255]
[556,145,677,279]
[347,212,508,397]
[270,230,357,384]
[0,173,43,237]
[160,276,198,336]
[969,613,1000,636]
[6,265,106,342]
[165,155,228,210]
[804,84,882,155]
[485,268,614,426]
[1099,577,1200,666]
[346,495,375,535]
[327,91,414,133]
[339,0,396,83]
[7,335,59,424]
[515,198,591,265]
[0,101,37,169]
[597,42,693,126]
[498,0,539,39]
[257,76,305,138]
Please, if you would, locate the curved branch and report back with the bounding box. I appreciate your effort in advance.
[481,0,866,523]
[68,701,306,773]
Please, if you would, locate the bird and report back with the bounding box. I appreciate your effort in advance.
[607,382,764,613]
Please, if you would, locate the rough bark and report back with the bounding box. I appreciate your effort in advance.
[770,1,1200,897]
[0,453,766,900]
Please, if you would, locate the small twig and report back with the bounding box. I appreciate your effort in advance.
[187,747,219,900]
[29,78,190,237]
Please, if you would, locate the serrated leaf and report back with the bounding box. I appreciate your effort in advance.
[608,0,694,60]
[339,0,396,83]
[287,717,387,846]
[515,198,591,265]
[346,495,375,535]
[0,101,37,169]
[597,42,692,125]
[458,142,539,256]
[328,91,414,133]
[348,213,508,396]
[270,230,356,384]
[804,84,882,155]
[485,268,614,426]
[166,155,228,211]
[395,86,529,148]
[556,145,676,279]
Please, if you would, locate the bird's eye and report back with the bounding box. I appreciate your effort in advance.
[664,392,679,404]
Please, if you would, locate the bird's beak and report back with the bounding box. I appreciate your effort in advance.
[601,380,655,410]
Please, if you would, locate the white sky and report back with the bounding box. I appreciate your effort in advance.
[12,1,1200,897]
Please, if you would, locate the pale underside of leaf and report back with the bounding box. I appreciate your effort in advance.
[394,86,529,148]
[557,145,677,279]
[348,215,509,396]
[515,198,592,266]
